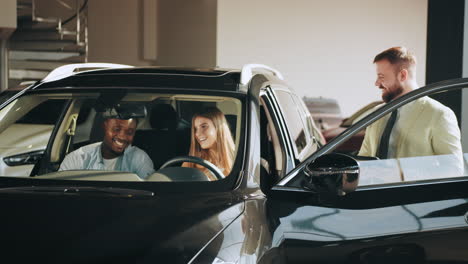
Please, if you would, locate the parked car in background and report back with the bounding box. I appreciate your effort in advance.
[303,96,342,130]
[322,100,383,154]
[0,63,468,263]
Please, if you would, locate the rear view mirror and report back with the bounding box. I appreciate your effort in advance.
[93,90,147,119]
[101,103,147,119]
[303,153,359,196]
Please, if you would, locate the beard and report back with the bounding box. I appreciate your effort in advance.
[381,83,404,103]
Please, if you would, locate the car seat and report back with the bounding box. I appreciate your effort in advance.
[133,104,183,169]
[224,114,237,141]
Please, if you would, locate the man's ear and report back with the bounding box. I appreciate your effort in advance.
[399,69,408,82]
[102,119,108,131]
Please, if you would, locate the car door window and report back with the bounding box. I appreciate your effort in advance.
[332,88,468,186]
[291,94,325,150]
[0,98,69,176]
[273,89,310,161]
[260,95,287,178]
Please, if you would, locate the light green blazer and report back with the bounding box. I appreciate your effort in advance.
[358,97,462,160]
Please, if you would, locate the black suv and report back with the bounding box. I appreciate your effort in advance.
[0,63,468,263]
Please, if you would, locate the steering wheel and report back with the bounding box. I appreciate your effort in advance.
[160,156,224,180]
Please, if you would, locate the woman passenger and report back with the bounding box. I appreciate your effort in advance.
[182,107,235,180]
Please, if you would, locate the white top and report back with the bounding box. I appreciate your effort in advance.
[103,157,118,170]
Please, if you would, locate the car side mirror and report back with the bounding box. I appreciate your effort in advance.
[303,153,359,196]
[3,150,45,166]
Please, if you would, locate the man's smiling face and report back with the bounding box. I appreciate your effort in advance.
[101,118,137,159]
[375,59,404,103]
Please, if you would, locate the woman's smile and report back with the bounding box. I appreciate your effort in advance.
[194,116,217,150]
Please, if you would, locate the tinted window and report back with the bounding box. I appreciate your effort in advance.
[0,92,243,182]
[292,94,324,157]
[16,100,68,125]
[76,102,93,125]
[0,91,16,105]
[274,90,307,155]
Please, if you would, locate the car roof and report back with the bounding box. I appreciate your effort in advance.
[28,63,289,94]
[33,67,243,93]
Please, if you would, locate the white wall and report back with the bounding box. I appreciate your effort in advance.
[462,1,468,151]
[217,0,428,116]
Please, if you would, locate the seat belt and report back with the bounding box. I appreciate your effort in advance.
[65,114,78,155]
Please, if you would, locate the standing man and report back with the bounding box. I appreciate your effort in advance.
[59,117,154,179]
[358,47,462,161]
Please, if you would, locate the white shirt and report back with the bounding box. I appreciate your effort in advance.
[103,157,118,170]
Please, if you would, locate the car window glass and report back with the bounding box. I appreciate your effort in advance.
[16,99,68,125]
[303,97,342,130]
[290,93,324,159]
[291,95,312,140]
[260,96,287,179]
[294,95,326,145]
[0,91,17,105]
[0,97,68,177]
[331,88,468,186]
[0,92,243,182]
[344,101,383,127]
[274,90,308,157]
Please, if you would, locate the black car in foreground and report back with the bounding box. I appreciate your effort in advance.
[0,63,467,264]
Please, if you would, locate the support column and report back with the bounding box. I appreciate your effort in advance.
[463,0,468,150]
[0,39,8,91]
[426,0,465,148]
[0,0,16,91]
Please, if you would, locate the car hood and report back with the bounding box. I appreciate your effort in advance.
[0,124,51,149]
[0,188,244,263]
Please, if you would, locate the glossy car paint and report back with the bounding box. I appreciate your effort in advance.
[266,184,468,263]
[191,179,468,263]
[0,188,243,263]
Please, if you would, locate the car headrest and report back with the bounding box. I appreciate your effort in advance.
[150,104,178,131]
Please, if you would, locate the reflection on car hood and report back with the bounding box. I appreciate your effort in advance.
[0,124,51,149]
[0,189,243,263]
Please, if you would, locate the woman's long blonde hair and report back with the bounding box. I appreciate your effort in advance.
[187,107,235,177]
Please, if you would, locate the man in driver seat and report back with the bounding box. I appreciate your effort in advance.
[59,117,155,179]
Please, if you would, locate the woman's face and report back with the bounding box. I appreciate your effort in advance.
[194,116,217,150]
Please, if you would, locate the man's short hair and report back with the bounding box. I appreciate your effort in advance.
[103,117,138,127]
[374,47,417,75]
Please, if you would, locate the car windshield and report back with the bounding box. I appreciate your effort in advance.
[0,90,244,182]
[0,90,19,105]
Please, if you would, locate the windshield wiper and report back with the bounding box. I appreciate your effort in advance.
[0,186,154,198]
